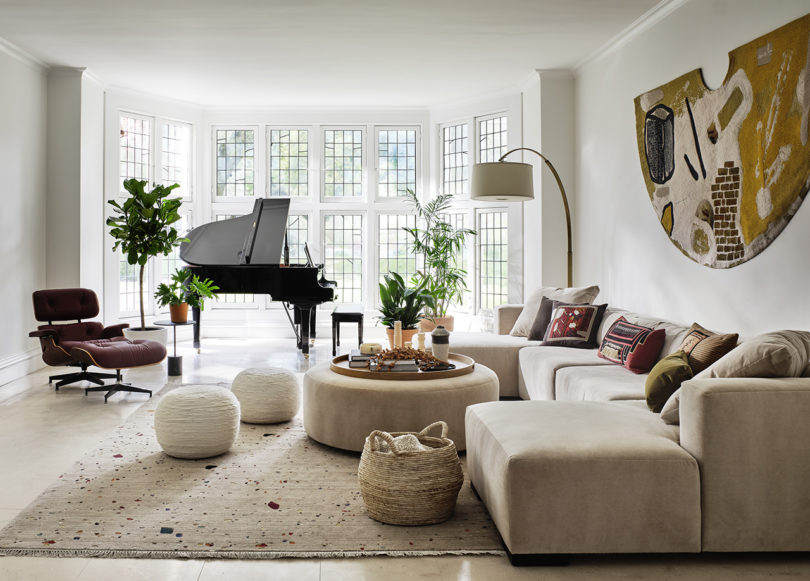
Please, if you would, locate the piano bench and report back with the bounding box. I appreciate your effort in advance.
[331,304,364,356]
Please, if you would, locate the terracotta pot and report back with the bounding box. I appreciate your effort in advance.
[170,303,189,323]
[419,316,454,332]
[386,327,419,348]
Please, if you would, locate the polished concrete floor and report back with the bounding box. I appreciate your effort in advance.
[1,332,809,580]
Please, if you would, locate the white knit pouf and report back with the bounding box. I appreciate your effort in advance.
[154,385,240,459]
[231,367,300,424]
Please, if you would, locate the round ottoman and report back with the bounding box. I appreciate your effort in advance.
[303,362,499,452]
[231,367,300,424]
[155,385,240,459]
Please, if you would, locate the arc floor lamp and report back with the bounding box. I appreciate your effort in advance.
[471,147,573,286]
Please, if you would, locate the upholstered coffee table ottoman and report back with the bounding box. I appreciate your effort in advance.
[303,362,498,452]
[465,400,701,562]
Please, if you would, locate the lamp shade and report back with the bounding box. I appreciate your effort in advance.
[471,161,534,201]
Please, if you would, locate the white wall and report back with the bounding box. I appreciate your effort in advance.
[521,71,575,291]
[575,0,810,337]
[0,42,48,384]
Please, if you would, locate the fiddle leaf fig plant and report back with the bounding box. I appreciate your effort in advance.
[107,179,185,330]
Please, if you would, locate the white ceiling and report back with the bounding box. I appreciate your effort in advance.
[0,0,661,108]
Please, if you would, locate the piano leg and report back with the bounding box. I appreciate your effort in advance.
[298,305,313,358]
[192,306,201,353]
[310,308,317,345]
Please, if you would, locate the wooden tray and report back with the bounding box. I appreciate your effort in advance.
[330,353,475,381]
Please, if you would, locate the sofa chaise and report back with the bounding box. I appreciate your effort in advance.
[448,297,810,563]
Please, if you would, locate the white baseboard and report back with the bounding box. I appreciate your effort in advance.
[0,349,44,388]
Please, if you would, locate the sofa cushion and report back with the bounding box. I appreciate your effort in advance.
[679,323,738,374]
[598,317,665,374]
[509,285,600,337]
[542,302,607,348]
[518,346,613,400]
[695,330,810,379]
[555,365,648,402]
[527,296,555,340]
[645,351,693,413]
[449,332,542,398]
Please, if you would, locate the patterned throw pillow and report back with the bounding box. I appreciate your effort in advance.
[598,317,666,374]
[679,323,738,374]
[541,302,607,348]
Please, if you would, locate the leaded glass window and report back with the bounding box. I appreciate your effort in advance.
[216,129,255,197]
[378,129,416,197]
[269,129,309,197]
[324,129,363,198]
[477,209,508,310]
[478,115,508,163]
[323,213,363,303]
[442,123,468,195]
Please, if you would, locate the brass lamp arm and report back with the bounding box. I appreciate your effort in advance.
[498,147,573,287]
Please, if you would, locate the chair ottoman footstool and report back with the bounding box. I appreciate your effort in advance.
[231,367,300,424]
[155,385,240,459]
[465,401,701,559]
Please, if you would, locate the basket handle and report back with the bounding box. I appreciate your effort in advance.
[418,421,448,439]
[368,430,401,454]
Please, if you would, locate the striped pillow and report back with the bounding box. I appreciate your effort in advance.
[679,323,738,374]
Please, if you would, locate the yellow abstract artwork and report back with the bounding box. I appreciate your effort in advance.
[634,13,810,268]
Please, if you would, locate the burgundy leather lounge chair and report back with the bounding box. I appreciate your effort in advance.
[29,288,166,402]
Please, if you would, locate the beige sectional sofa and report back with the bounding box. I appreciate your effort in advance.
[449,303,810,563]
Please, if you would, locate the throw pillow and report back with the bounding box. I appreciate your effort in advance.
[509,285,600,337]
[645,351,693,413]
[660,388,682,425]
[679,323,738,374]
[695,330,810,379]
[528,296,555,341]
[541,302,607,349]
[598,316,666,374]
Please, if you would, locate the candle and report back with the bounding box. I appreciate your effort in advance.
[393,320,402,348]
[416,332,426,351]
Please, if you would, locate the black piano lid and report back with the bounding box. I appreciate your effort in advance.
[180,198,291,266]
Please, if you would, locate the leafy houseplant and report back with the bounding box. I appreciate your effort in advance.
[154,268,220,323]
[378,272,430,346]
[402,189,477,330]
[107,179,185,331]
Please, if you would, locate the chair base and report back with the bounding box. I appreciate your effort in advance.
[49,367,118,389]
[85,383,153,403]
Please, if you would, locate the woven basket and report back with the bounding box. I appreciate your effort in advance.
[358,421,464,525]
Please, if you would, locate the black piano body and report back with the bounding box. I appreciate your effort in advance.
[179,198,336,357]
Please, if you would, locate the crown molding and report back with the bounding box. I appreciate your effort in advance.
[573,0,688,71]
[0,36,48,72]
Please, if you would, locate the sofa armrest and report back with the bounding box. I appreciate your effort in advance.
[679,377,810,551]
[29,329,56,338]
[494,304,523,335]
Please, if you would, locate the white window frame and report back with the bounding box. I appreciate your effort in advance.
[109,112,195,321]
[265,126,312,200]
[373,125,421,201]
[439,120,470,197]
[321,126,366,203]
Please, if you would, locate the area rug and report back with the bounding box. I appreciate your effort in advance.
[0,387,503,559]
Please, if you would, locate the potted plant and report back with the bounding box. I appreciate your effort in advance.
[378,272,430,347]
[154,267,220,323]
[402,189,477,332]
[107,179,185,344]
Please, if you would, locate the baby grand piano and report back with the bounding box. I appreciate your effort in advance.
[179,198,336,357]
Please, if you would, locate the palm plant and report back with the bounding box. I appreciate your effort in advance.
[402,189,477,318]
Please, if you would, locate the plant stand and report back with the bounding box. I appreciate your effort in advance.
[154,320,196,376]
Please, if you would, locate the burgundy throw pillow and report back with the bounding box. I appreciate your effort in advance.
[541,302,607,349]
[598,316,665,374]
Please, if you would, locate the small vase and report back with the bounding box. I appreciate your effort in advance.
[386,328,419,349]
[431,325,451,361]
[170,303,189,323]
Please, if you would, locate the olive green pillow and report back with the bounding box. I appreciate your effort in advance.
[645,351,693,413]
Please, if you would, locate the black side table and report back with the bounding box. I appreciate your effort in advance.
[154,320,196,376]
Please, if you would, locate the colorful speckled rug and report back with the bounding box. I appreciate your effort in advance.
[0,387,502,559]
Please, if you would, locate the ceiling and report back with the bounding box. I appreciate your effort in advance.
[0,0,661,108]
